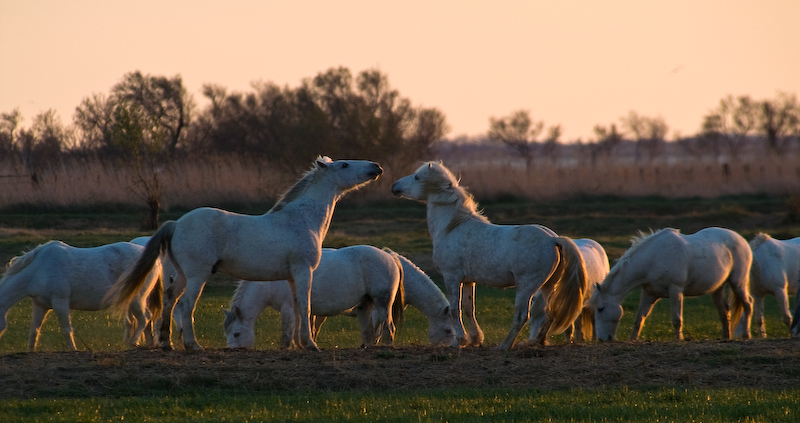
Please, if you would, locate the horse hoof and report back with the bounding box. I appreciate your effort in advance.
[160,344,173,351]
[306,345,321,352]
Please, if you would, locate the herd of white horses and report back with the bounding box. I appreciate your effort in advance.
[1,156,799,353]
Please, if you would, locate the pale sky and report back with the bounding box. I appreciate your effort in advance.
[1,1,799,142]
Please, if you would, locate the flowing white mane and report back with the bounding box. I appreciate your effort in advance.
[422,161,489,231]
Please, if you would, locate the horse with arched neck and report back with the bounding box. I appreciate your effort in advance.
[108,156,382,351]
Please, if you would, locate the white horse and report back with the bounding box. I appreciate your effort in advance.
[528,238,610,343]
[108,156,382,351]
[0,240,162,351]
[591,227,753,342]
[222,245,403,349]
[391,161,588,350]
[222,248,455,349]
[748,233,800,337]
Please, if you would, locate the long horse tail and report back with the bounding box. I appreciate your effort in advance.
[147,270,164,325]
[390,251,405,335]
[107,221,176,317]
[545,237,589,335]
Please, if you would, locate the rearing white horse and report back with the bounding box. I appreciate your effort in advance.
[749,233,800,337]
[108,156,382,351]
[391,161,588,350]
[592,227,753,342]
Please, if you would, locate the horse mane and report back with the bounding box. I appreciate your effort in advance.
[269,156,331,213]
[224,281,247,331]
[749,232,771,250]
[423,162,489,231]
[1,241,56,281]
[606,228,678,278]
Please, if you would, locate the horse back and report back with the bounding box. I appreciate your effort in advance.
[434,222,559,286]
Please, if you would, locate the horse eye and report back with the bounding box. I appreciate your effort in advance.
[342,162,349,168]
[414,175,419,180]
[234,332,240,338]
[597,307,605,313]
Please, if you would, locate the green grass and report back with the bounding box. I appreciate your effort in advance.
[0,388,797,422]
[2,195,800,421]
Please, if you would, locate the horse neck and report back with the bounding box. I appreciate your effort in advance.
[232,282,277,321]
[0,273,30,315]
[605,259,646,300]
[426,201,467,241]
[403,269,449,318]
[277,184,341,240]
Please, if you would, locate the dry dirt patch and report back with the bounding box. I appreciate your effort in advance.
[1,339,798,399]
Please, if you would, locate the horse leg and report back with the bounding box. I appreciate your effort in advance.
[179,277,207,351]
[356,305,376,347]
[444,277,468,347]
[127,301,150,348]
[27,302,50,352]
[461,282,484,346]
[290,266,319,351]
[51,298,77,351]
[372,300,394,346]
[710,288,731,338]
[630,290,658,341]
[498,282,538,350]
[774,288,793,334]
[527,292,546,341]
[752,294,766,337]
[279,303,297,349]
[159,271,186,350]
[668,285,685,340]
[729,278,753,339]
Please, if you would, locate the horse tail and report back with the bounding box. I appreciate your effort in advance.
[390,252,405,334]
[147,270,164,326]
[107,221,176,317]
[546,237,589,335]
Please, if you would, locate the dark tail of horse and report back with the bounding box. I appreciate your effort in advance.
[107,221,176,317]
[541,237,588,336]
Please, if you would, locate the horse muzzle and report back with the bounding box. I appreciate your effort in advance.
[368,163,383,179]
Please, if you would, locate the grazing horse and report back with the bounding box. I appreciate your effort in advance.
[108,156,382,351]
[749,233,800,337]
[0,241,162,351]
[592,227,752,342]
[391,161,588,350]
[221,248,455,349]
[223,245,404,349]
[529,238,610,343]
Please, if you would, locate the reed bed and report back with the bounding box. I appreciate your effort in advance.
[1,146,798,209]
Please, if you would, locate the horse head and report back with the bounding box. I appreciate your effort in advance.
[223,306,256,349]
[591,282,623,342]
[426,305,456,346]
[316,156,383,193]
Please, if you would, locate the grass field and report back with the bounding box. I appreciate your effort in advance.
[1,195,799,421]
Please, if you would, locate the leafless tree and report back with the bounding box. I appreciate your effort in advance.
[488,110,559,171]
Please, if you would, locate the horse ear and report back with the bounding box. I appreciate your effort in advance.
[315,156,332,168]
[223,309,231,318]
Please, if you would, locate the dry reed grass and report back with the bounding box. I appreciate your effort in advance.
[1,147,798,209]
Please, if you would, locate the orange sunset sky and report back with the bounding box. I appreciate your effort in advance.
[1,1,799,142]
